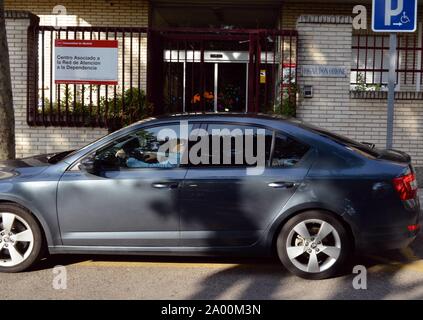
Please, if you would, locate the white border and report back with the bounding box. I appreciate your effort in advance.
[372,0,418,33]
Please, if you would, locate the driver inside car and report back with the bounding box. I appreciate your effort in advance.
[116,140,185,169]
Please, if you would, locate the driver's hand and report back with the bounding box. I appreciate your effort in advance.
[115,149,127,159]
[144,152,157,162]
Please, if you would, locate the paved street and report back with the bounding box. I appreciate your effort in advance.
[1,235,423,300]
[1,193,423,300]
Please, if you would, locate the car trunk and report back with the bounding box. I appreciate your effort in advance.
[376,149,411,165]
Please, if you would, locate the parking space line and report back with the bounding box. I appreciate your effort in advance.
[70,259,284,270]
[73,260,244,269]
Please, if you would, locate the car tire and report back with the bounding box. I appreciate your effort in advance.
[0,204,43,273]
[277,210,351,280]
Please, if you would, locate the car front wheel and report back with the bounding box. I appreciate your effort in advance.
[0,204,43,273]
[277,211,351,280]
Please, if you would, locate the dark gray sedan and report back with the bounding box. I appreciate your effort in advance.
[0,114,420,279]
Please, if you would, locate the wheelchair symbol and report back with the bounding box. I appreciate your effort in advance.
[400,12,410,24]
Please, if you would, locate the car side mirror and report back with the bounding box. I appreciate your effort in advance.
[78,156,97,173]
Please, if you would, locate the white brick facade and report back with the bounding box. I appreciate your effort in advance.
[5,0,149,27]
[4,0,150,158]
[296,15,423,166]
[5,13,108,158]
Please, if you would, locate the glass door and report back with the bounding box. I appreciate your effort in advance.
[185,62,215,113]
[163,50,251,113]
[217,63,247,113]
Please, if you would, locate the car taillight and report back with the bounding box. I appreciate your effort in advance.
[393,171,418,200]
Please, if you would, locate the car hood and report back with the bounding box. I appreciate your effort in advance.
[0,154,53,168]
[0,154,55,180]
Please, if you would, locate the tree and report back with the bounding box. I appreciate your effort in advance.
[0,1,15,160]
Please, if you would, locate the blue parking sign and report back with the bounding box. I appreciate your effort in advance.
[372,0,418,32]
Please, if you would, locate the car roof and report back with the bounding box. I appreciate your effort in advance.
[62,112,313,165]
[62,112,358,166]
[136,112,304,126]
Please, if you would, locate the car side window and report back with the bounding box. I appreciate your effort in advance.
[95,124,191,170]
[271,134,310,168]
[188,123,272,167]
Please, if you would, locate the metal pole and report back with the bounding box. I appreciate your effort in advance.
[214,63,218,112]
[183,61,186,113]
[386,33,397,149]
[245,63,249,113]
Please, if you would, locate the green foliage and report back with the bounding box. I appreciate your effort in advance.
[354,72,382,92]
[274,94,296,117]
[101,87,153,127]
[271,71,297,118]
[272,82,297,118]
[39,87,153,129]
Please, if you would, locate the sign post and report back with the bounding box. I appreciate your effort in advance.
[386,33,397,149]
[372,0,418,149]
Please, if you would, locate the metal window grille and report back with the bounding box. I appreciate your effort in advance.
[351,32,423,93]
[28,26,298,128]
[27,25,149,129]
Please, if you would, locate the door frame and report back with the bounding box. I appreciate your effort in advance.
[147,28,298,114]
[163,50,254,113]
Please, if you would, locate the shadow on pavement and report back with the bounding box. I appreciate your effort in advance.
[27,234,423,299]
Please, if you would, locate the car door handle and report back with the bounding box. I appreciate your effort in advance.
[152,182,179,189]
[268,182,295,189]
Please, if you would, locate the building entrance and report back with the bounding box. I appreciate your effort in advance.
[149,29,298,115]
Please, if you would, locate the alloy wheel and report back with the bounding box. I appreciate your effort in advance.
[0,212,34,267]
[286,219,341,273]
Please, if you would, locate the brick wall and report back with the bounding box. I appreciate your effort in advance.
[4,0,149,158]
[281,2,353,29]
[296,15,423,167]
[4,0,149,27]
[5,12,109,158]
[282,3,423,30]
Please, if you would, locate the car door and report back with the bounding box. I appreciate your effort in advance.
[57,123,190,247]
[179,122,313,247]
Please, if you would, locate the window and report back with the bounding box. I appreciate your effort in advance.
[351,33,423,92]
[351,35,390,90]
[94,123,191,169]
[306,127,380,159]
[188,123,273,167]
[271,134,310,168]
[186,123,310,169]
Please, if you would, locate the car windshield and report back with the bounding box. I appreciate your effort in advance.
[48,133,110,164]
[49,119,158,164]
[47,150,76,164]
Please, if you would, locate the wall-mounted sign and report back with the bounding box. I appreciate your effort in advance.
[54,40,118,85]
[260,70,266,84]
[299,65,347,78]
[372,0,418,33]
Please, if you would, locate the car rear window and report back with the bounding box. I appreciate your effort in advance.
[300,125,380,159]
